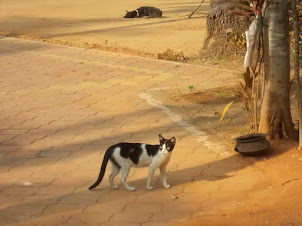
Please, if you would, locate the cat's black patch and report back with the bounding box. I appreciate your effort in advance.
[166,140,176,152]
[105,146,121,168]
[119,143,143,165]
[89,135,176,191]
[159,135,176,152]
[124,11,137,18]
[146,144,160,156]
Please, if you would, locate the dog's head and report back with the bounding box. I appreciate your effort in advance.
[124,10,137,18]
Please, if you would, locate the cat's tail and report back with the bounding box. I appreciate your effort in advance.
[89,147,113,190]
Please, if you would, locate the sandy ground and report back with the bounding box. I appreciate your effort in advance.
[0,0,209,60]
[1,0,302,225]
[152,86,302,225]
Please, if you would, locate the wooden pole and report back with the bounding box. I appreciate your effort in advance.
[291,0,302,148]
[188,0,205,18]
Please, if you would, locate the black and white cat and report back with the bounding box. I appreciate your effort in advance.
[89,135,176,191]
[124,6,163,18]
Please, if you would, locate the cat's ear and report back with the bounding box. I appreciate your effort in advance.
[170,137,176,144]
[125,10,129,12]
[159,134,165,143]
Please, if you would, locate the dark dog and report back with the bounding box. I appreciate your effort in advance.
[124,6,162,18]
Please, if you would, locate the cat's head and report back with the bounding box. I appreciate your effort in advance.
[159,135,176,155]
[124,10,137,18]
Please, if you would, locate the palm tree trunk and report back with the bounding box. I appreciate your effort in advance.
[260,0,297,139]
[202,0,253,60]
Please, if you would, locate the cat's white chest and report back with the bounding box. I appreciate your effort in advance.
[137,144,170,167]
[158,152,171,164]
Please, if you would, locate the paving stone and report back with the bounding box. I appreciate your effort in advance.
[59,193,101,205]
[17,213,71,226]
[1,204,46,220]
[219,171,265,192]
[102,223,140,226]
[22,157,58,165]
[37,150,71,158]
[0,158,26,172]
[43,203,85,215]
[4,149,38,159]
[111,203,162,224]
[0,167,34,182]
[0,36,252,225]
[142,222,169,226]
[35,186,75,197]
[66,213,108,225]
[183,180,221,193]
[150,211,192,223]
[0,129,29,135]
[0,195,25,209]
[51,176,88,187]
[162,201,202,213]
[1,186,39,197]
[136,190,180,204]
[201,192,246,211]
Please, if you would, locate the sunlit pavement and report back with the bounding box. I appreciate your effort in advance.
[0,36,261,225]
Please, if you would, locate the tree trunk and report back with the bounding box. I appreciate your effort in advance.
[202,0,253,60]
[260,0,297,139]
[209,0,252,17]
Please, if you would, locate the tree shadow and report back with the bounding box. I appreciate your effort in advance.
[0,36,49,55]
[44,17,205,39]
[0,14,206,40]
[164,4,210,14]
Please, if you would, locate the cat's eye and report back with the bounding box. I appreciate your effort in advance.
[160,146,163,149]
[167,147,170,150]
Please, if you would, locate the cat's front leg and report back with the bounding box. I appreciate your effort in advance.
[160,164,170,189]
[147,167,156,190]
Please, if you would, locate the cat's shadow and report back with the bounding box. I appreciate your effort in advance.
[114,140,291,189]
[92,151,259,191]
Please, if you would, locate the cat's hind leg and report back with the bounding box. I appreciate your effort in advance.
[109,164,120,189]
[120,166,135,191]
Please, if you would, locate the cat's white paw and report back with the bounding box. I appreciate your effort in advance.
[147,186,154,191]
[164,184,171,189]
[111,185,119,189]
[128,187,136,191]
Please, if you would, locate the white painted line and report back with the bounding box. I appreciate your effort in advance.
[139,92,228,155]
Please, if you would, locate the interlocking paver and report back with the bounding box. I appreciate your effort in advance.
[0,36,262,225]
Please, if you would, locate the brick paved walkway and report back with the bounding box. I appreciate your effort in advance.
[0,36,264,225]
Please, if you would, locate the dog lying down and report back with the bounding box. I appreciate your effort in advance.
[124,6,162,18]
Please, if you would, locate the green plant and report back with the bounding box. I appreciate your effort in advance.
[228,32,247,48]
[220,82,258,132]
[188,85,194,91]
[219,100,239,125]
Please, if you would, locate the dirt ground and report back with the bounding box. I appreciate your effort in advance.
[1,0,302,225]
[152,86,302,225]
[0,0,209,62]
